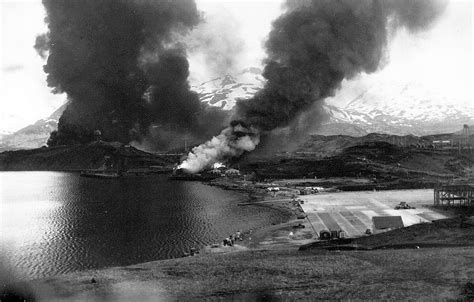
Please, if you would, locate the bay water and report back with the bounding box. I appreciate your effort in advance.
[0,172,288,280]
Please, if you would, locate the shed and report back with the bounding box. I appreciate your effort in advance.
[319,230,331,240]
[209,168,222,175]
[372,216,404,230]
[225,168,240,176]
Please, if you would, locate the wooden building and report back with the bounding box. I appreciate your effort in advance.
[434,184,474,207]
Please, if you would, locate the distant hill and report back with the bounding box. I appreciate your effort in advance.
[0,103,67,152]
[296,132,474,158]
[2,133,473,180]
[241,140,474,182]
[0,141,176,171]
[296,133,431,157]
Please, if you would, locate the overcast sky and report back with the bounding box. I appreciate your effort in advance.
[0,0,472,133]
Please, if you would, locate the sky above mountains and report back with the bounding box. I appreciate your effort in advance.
[1,0,472,134]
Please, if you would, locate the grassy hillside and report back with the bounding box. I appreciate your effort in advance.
[23,217,474,301]
[2,134,473,182]
[241,141,474,186]
[298,132,474,157]
[0,142,177,171]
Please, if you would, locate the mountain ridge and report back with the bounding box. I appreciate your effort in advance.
[0,103,68,151]
[195,68,473,137]
[1,68,472,151]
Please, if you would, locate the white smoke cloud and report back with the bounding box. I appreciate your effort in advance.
[178,124,260,173]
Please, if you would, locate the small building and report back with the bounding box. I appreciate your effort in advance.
[372,216,404,233]
[299,189,310,195]
[432,140,452,149]
[224,168,240,177]
[209,168,223,175]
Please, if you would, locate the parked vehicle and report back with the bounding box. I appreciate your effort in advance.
[293,223,305,229]
[395,202,415,209]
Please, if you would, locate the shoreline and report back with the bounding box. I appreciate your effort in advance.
[8,182,474,300]
[201,179,298,252]
[21,218,474,301]
[203,177,313,251]
[0,172,296,284]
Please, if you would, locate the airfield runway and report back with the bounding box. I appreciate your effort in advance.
[299,189,451,237]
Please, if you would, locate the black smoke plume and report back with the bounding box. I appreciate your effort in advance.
[180,0,447,172]
[234,0,447,131]
[36,0,228,148]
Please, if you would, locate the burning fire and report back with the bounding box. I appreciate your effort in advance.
[178,122,259,173]
[175,0,447,175]
[212,162,225,169]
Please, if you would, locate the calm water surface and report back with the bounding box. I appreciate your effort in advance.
[0,172,288,280]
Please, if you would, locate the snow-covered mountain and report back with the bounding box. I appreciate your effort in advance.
[0,103,67,151]
[192,67,265,110]
[195,68,473,136]
[2,67,472,151]
[323,84,474,135]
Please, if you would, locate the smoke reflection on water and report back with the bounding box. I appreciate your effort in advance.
[0,172,289,280]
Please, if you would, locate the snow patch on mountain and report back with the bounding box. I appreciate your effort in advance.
[2,67,472,151]
[193,67,264,110]
[0,103,68,151]
[322,81,474,135]
[195,68,473,136]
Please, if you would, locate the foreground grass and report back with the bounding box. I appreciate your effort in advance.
[8,217,472,301]
[21,245,473,301]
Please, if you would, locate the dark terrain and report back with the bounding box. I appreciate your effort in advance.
[1,134,473,189]
[241,140,474,188]
[2,133,473,301]
[0,141,177,171]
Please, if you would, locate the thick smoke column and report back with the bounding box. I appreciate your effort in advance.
[179,121,259,173]
[36,0,228,148]
[185,10,244,80]
[179,0,446,173]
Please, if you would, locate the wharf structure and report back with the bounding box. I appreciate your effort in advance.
[434,184,474,207]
